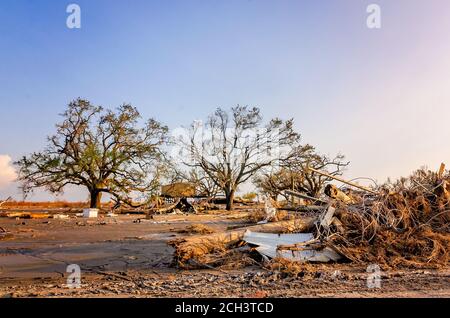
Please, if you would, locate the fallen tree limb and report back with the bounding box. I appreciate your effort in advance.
[284,190,328,205]
[308,167,378,194]
[280,205,325,212]
[3,212,51,219]
[154,199,181,214]
[153,198,197,214]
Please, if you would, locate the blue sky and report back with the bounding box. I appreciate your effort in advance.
[1,0,450,200]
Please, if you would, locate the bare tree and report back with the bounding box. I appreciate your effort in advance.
[174,106,300,210]
[15,99,168,208]
[186,169,221,198]
[254,169,297,201]
[254,144,349,200]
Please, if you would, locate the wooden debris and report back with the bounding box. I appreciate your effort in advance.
[3,212,51,219]
[177,224,215,235]
[154,199,180,214]
[284,190,329,205]
[318,168,450,267]
[438,163,445,179]
[154,197,197,214]
[169,217,317,268]
[280,205,324,212]
[308,167,378,194]
[324,184,355,204]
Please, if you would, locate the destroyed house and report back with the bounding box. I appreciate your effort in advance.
[161,182,196,198]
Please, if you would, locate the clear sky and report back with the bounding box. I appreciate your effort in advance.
[1,0,450,201]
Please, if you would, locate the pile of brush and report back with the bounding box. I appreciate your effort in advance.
[321,168,450,268]
[168,167,449,270]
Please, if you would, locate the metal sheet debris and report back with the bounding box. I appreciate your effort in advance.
[243,230,341,263]
[319,206,336,229]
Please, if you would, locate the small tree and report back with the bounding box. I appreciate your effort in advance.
[254,144,349,199]
[174,106,300,210]
[16,99,168,208]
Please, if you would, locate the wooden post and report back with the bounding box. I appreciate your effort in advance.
[438,163,446,179]
[284,190,329,205]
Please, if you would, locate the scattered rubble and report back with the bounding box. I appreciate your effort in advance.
[1,267,448,298]
[177,224,216,235]
[320,171,450,268]
[169,218,316,268]
[154,198,197,214]
[1,165,448,296]
[0,226,13,240]
[260,196,277,223]
[0,212,51,219]
[243,231,341,263]
[169,165,450,271]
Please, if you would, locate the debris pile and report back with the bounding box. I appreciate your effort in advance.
[168,218,316,268]
[169,165,450,269]
[244,231,341,263]
[153,198,197,214]
[320,168,450,268]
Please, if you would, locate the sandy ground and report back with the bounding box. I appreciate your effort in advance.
[0,209,449,298]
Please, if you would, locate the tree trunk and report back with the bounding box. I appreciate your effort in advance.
[90,190,102,209]
[225,189,235,211]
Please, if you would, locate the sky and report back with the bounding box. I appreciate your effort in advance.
[1,0,450,201]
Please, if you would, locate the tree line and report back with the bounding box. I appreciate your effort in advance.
[15,99,348,210]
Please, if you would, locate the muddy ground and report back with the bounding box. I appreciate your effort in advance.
[0,208,449,298]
